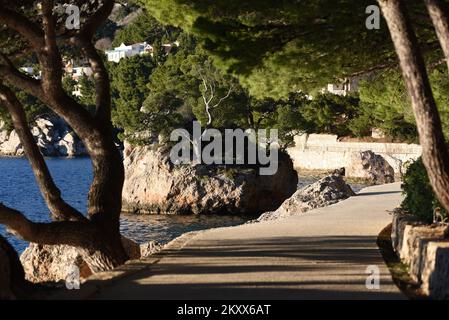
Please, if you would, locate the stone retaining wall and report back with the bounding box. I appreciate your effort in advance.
[287,134,422,174]
[391,213,449,299]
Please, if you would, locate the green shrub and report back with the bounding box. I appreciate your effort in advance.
[299,93,359,137]
[347,102,374,137]
[401,157,447,223]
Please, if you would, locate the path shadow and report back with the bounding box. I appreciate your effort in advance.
[72,235,404,300]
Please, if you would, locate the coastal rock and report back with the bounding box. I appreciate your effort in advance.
[391,212,423,254]
[122,145,298,215]
[346,150,395,184]
[421,241,449,299]
[0,130,24,156]
[20,243,90,283]
[401,225,449,283]
[140,241,162,258]
[0,121,8,141]
[390,212,449,298]
[257,174,355,221]
[35,117,55,129]
[20,237,158,283]
[0,114,87,157]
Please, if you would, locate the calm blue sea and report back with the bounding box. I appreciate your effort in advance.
[0,157,253,253]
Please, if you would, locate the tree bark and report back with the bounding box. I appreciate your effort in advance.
[378,0,449,212]
[424,0,449,71]
[0,0,128,274]
[0,235,30,299]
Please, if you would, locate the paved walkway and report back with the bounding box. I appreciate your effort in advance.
[86,182,406,300]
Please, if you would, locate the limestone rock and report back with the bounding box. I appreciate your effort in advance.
[20,243,90,283]
[0,130,24,156]
[20,237,156,283]
[140,241,162,258]
[0,128,9,143]
[0,114,87,157]
[35,117,55,129]
[400,224,449,283]
[421,241,449,299]
[257,174,355,221]
[346,150,395,184]
[400,225,418,264]
[122,145,298,215]
[391,212,423,254]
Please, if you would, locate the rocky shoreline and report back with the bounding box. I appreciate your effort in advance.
[4,129,400,285]
[121,144,299,215]
[121,145,395,215]
[19,171,361,284]
[0,115,396,217]
[0,115,87,157]
[20,237,162,284]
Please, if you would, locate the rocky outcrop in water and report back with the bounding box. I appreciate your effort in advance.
[20,238,161,283]
[122,144,299,215]
[0,115,87,157]
[257,174,355,221]
[346,150,395,184]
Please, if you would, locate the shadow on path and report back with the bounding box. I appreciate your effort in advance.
[89,236,403,300]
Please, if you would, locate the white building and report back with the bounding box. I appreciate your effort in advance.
[105,42,154,63]
[20,67,41,79]
[72,84,82,97]
[20,67,34,74]
[325,74,371,96]
[63,58,93,81]
[326,78,359,96]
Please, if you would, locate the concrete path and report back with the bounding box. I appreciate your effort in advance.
[88,182,406,300]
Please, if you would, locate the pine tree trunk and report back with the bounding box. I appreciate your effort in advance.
[0,235,30,299]
[425,0,449,70]
[0,1,129,275]
[378,0,449,212]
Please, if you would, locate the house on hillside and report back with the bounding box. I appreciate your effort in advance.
[61,58,94,97]
[324,72,377,96]
[20,67,41,80]
[64,58,93,81]
[105,42,154,63]
[325,76,364,96]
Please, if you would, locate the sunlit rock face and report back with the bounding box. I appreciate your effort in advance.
[346,150,395,184]
[20,238,160,283]
[391,211,449,299]
[257,174,355,221]
[20,243,91,284]
[121,144,298,215]
[0,115,87,157]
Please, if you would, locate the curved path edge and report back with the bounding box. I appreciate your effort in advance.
[60,182,406,300]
